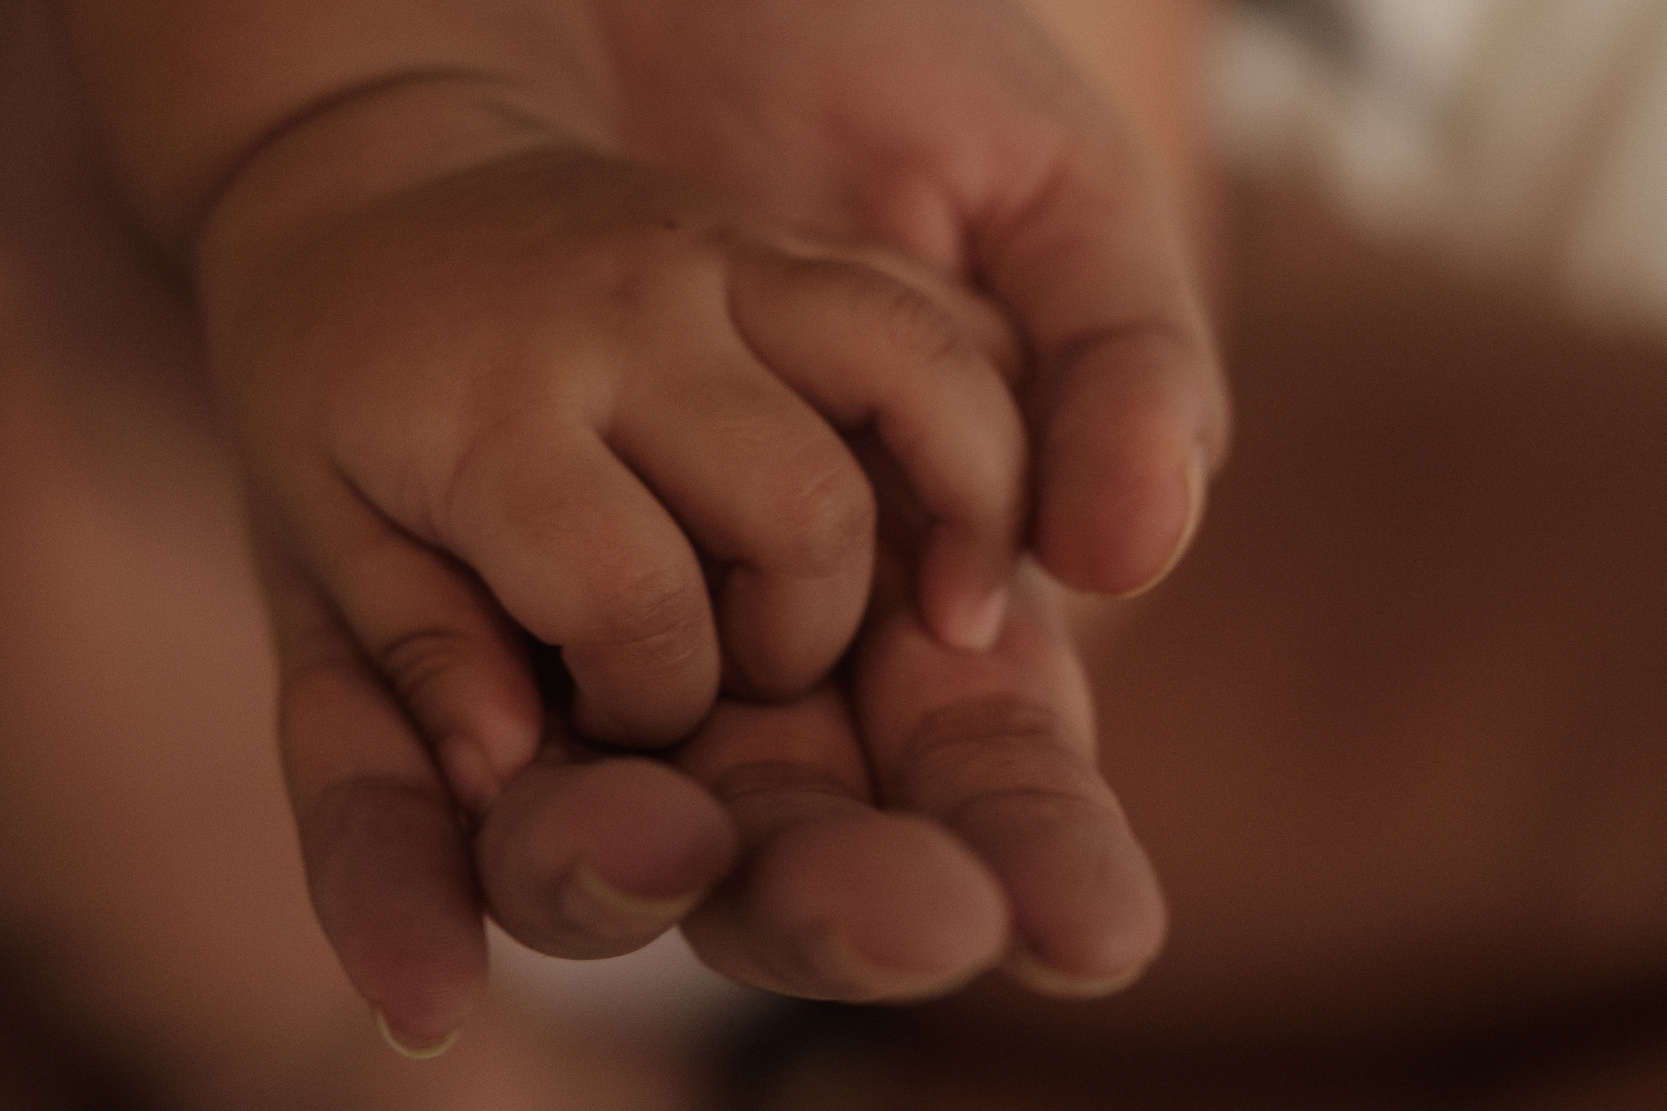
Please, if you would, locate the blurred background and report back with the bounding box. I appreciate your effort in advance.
[1220,0,1667,338]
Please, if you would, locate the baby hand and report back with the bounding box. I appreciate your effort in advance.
[205,142,1027,810]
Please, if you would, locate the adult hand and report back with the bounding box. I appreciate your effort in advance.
[668,559,1166,1001]
[272,539,1162,1048]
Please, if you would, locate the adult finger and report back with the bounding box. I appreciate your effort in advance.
[258,535,486,1058]
[474,732,738,961]
[677,690,1009,1001]
[853,559,1167,996]
[731,249,1029,652]
[976,138,1229,597]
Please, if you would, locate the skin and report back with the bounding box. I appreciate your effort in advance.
[58,0,1224,1052]
[7,0,1667,1106]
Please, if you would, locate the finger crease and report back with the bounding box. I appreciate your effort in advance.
[707,760,862,808]
[944,785,1111,834]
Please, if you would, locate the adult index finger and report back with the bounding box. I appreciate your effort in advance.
[852,559,1168,996]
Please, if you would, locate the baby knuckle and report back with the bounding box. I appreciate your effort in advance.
[769,459,876,576]
[375,626,475,711]
[879,283,969,368]
[588,562,709,663]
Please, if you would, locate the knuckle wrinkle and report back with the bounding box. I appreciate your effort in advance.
[377,626,474,710]
[882,284,968,368]
[770,459,875,577]
[587,563,708,668]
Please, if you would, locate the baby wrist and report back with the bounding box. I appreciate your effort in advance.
[192,72,611,297]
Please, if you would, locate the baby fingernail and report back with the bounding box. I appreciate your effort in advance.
[440,743,497,815]
[375,1009,461,1061]
[561,862,704,939]
[947,586,1008,652]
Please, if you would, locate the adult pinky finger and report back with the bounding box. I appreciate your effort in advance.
[853,562,1167,996]
[258,538,486,1058]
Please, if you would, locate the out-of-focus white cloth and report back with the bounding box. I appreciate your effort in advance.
[490,926,769,1052]
[1216,0,1667,337]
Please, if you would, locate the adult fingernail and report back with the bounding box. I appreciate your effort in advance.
[1005,944,1149,999]
[811,930,993,1004]
[560,862,704,940]
[375,1009,461,1061]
